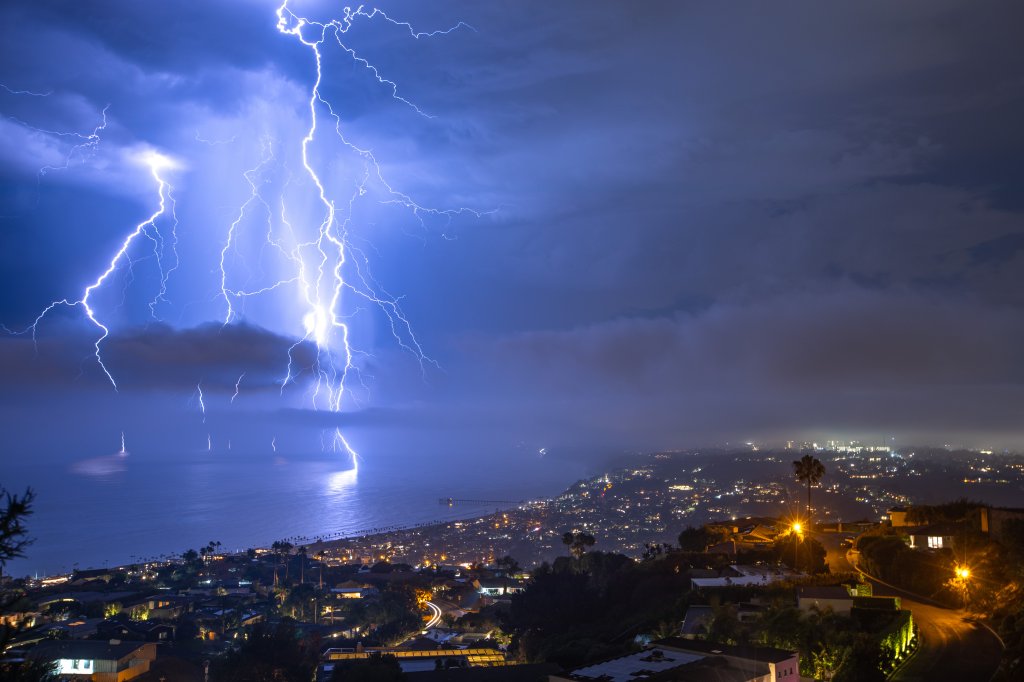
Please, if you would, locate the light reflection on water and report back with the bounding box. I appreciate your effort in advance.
[5,446,586,576]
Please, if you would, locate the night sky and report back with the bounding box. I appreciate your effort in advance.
[2,0,1024,461]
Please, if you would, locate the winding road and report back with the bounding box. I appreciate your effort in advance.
[815,531,1003,681]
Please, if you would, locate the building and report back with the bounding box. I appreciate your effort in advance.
[980,507,1024,542]
[797,585,854,616]
[886,506,914,527]
[550,640,799,682]
[29,640,156,681]
[323,646,505,673]
[474,578,527,598]
[680,605,763,639]
[658,639,800,682]
[690,565,800,589]
[906,523,960,550]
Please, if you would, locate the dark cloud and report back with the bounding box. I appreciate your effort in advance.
[0,321,317,392]
[1,0,1024,452]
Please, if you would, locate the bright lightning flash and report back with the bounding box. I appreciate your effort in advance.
[7,4,484,462]
[19,149,181,389]
[210,2,485,457]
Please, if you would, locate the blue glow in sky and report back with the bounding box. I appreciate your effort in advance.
[2,0,1024,458]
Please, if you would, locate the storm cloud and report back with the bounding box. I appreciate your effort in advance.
[2,0,1024,456]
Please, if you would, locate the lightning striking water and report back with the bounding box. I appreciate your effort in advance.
[7,4,484,462]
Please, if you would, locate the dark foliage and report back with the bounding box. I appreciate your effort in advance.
[211,621,318,682]
[504,551,691,668]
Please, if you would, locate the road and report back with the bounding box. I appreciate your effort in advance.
[815,532,1003,681]
[424,600,443,630]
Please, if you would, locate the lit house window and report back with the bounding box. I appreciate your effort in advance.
[927,536,943,549]
[58,659,94,675]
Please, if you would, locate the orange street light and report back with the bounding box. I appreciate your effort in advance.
[956,566,971,580]
[792,522,802,535]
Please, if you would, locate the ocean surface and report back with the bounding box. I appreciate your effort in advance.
[1,444,591,577]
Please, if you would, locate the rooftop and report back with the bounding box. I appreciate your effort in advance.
[30,639,149,662]
[656,637,797,665]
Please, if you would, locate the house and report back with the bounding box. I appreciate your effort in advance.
[690,565,800,589]
[797,585,854,616]
[680,604,763,639]
[906,523,960,550]
[5,618,104,650]
[739,524,780,545]
[550,639,800,682]
[658,638,800,682]
[404,662,559,681]
[322,645,505,673]
[29,640,157,681]
[980,506,1024,542]
[331,580,378,599]
[886,506,915,528]
[97,618,176,642]
[473,578,526,598]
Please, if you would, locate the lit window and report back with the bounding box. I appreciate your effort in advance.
[928,536,943,549]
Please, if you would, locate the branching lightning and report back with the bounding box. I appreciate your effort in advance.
[16,149,180,389]
[6,4,485,462]
[267,0,485,419]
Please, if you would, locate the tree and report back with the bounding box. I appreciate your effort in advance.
[774,535,828,574]
[0,487,34,575]
[678,525,712,553]
[212,622,317,682]
[0,488,57,681]
[793,454,825,520]
[561,531,596,561]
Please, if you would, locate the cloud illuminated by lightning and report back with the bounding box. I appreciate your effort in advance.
[16,148,181,389]
[265,0,487,429]
[6,3,487,463]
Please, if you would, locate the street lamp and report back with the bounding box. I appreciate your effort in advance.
[954,564,971,609]
[791,521,804,571]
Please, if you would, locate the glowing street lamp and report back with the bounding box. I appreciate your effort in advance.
[790,521,804,571]
[953,564,972,609]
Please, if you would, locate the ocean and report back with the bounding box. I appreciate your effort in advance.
[1,444,591,577]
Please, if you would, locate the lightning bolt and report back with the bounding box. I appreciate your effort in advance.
[268,1,483,419]
[14,148,180,389]
[194,382,206,423]
[0,83,53,97]
[6,4,487,467]
[231,373,246,403]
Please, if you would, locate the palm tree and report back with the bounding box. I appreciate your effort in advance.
[793,454,825,521]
